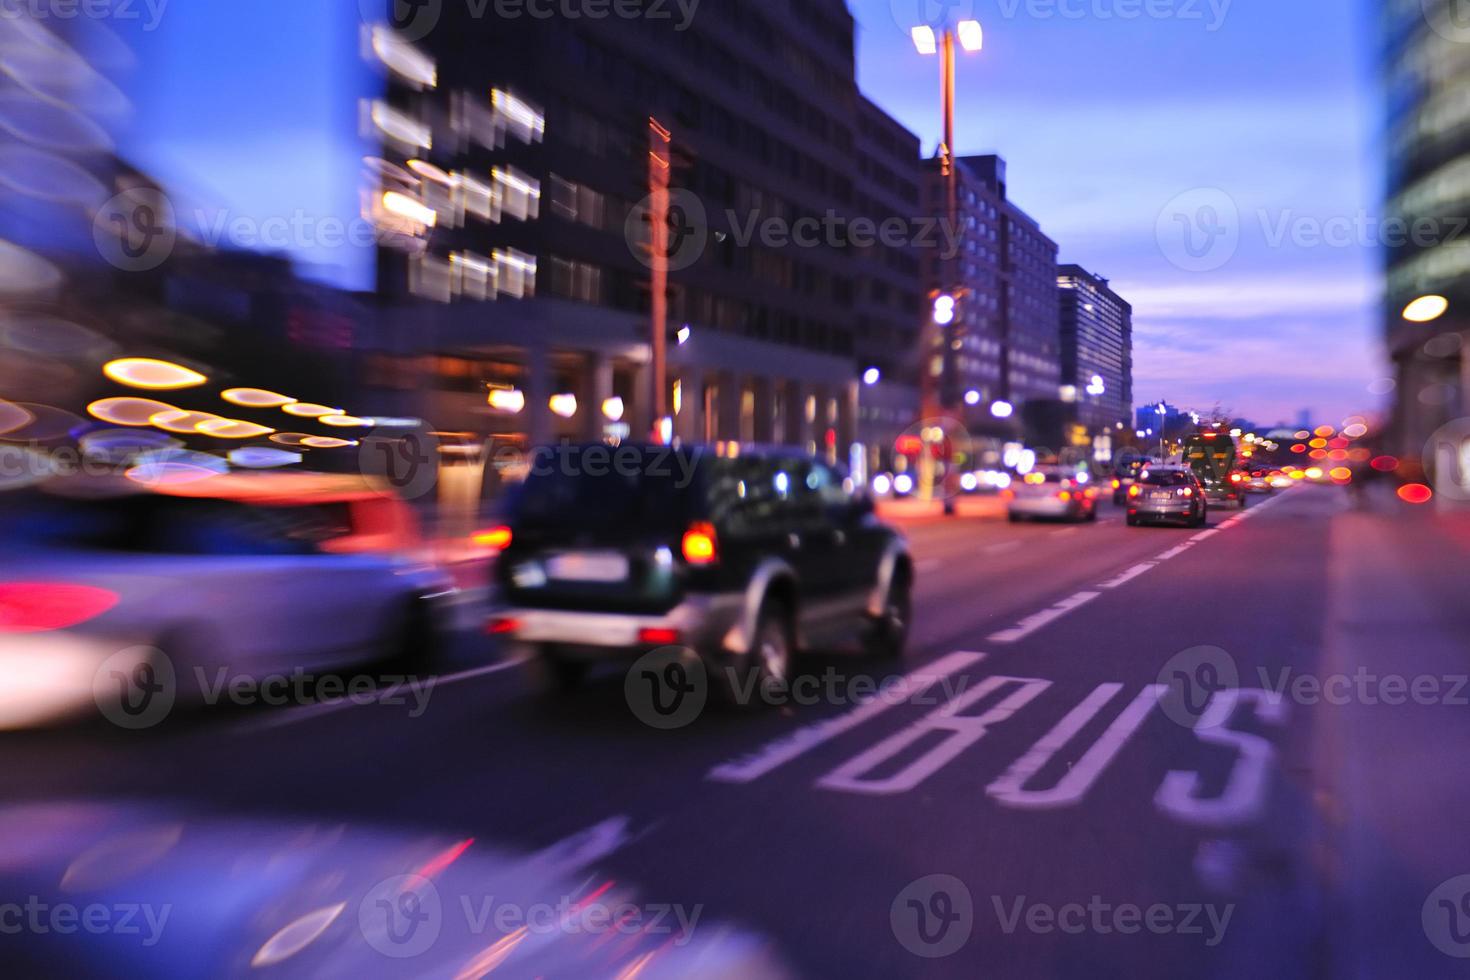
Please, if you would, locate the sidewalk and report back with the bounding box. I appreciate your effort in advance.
[1317,487,1470,977]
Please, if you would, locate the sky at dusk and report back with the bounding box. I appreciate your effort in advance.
[113,0,1385,429]
[850,0,1385,428]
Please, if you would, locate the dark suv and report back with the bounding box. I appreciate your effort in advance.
[488,444,913,698]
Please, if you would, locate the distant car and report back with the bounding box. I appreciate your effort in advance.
[0,474,452,726]
[490,445,912,699]
[1243,470,1274,494]
[1006,467,1098,523]
[1126,466,1208,528]
[1111,457,1155,504]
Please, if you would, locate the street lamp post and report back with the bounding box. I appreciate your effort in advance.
[911,19,982,510]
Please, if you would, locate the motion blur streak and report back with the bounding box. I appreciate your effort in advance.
[249,902,347,968]
[454,927,530,980]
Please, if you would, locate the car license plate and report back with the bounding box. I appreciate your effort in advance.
[546,552,629,583]
[1151,491,1174,501]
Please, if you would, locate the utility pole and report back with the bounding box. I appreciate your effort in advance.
[648,116,672,443]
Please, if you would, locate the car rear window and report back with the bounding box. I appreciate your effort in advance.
[1139,471,1193,487]
[509,446,703,533]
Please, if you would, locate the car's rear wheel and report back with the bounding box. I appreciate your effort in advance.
[723,602,793,708]
[1126,514,1140,527]
[865,569,911,660]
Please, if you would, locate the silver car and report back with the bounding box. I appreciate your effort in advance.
[1125,467,1207,527]
[1007,467,1099,523]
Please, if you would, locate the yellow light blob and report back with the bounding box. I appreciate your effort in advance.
[221,388,296,408]
[103,358,208,391]
[150,410,223,434]
[282,403,341,418]
[89,397,177,427]
[301,436,357,449]
[319,415,371,428]
[196,418,275,439]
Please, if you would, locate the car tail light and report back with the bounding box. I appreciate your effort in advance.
[0,583,119,634]
[1128,485,1142,498]
[681,522,718,565]
[1179,487,1194,497]
[485,616,520,635]
[1111,479,1121,489]
[472,526,513,552]
[1230,473,1243,483]
[1058,490,1072,502]
[1001,489,1015,500]
[638,627,681,645]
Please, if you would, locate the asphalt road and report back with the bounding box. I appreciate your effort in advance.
[0,485,1347,978]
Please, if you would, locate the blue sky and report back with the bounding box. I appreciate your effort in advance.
[851,0,1384,427]
[113,0,1381,428]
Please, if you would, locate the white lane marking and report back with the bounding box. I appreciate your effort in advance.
[984,541,1022,556]
[988,684,1165,809]
[1051,527,1080,537]
[1155,688,1288,828]
[238,658,526,732]
[987,592,1100,644]
[1155,543,1193,561]
[1099,562,1156,589]
[816,676,1051,796]
[1191,529,1220,542]
[706,651,986,784]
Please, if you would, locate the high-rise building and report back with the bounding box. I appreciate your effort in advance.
[361,0,926,463]
[921,154,1060,430]
[1057,263,1133,434]
[1383,2,1470,461]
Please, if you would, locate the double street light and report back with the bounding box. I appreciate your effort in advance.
[912,18,982,508]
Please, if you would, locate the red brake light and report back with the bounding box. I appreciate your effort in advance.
[681,522,719,565]
[0,583,119,634]
[485,616,520,635]
[472,526,513,552]
[1230,473,1243,483]
[638,627,682,645]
